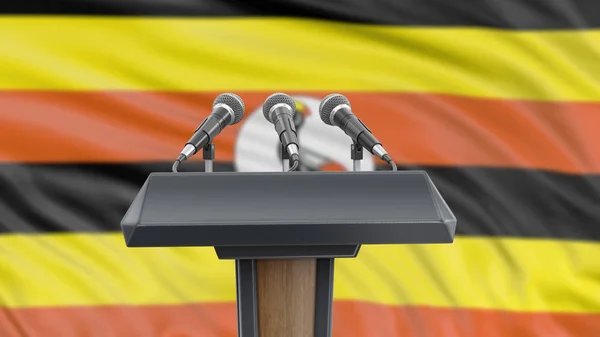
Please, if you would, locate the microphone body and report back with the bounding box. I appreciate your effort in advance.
[329,105,388,160]
[262,94,300,165]
[177,93,245,163]
[319,94,391,163]
[180,104,235,159]
[270,104,300,159]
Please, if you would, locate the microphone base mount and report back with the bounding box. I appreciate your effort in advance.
[203,143,215,173]
[351,143,363,172]
[281,144,290,172]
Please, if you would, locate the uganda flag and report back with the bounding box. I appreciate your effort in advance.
[1,0,600,336]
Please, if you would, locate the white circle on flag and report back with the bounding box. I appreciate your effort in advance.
[234,95,375,172]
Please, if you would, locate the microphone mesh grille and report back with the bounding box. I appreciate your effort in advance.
[213,93,245,124]
[262,93,296,123]
[319,94,350,125]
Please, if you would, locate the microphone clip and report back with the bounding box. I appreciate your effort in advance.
[351,142,364,172]
[281,144,290,160]
[202,143,215,173]
[350,142,363,161]
[202,143,215,160]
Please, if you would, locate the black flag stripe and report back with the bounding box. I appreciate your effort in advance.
[1,0,600,29]
[1,163,599,241]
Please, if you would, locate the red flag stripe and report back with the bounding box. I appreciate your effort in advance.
[1,301,599,337]
[1,91,599,173]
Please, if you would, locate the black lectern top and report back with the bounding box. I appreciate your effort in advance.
[121,171,456,247]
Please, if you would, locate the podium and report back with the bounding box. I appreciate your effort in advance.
[121,171,456,337]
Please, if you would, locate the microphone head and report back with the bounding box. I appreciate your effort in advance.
[213,93,245,124]
[319,94,350,126]
[262,93,296,123]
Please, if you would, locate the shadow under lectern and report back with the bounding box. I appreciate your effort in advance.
[121,171,456,337]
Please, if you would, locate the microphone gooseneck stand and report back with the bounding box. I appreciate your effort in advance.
[171,142,215,173]
[281,145,290,172]
[203,143,215,173]
[351,142,398,172]
[351,143,363,172]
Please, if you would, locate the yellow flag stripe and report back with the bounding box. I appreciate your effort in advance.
[1,233,599,313]
[0,18,599,101]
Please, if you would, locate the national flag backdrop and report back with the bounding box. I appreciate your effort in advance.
[1,0,600,336]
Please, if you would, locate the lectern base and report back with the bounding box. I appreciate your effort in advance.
[235,258,334,337]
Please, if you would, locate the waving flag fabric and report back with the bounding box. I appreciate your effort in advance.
[1,0,600,336]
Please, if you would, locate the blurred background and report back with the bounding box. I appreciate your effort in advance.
[1,0,600,336]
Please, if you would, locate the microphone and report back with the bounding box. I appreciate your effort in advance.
[319,94,397,170]
[173,93,245,171]
[262,93,300,170]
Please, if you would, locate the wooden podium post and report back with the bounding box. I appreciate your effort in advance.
[257,259,316,337]
[121,171,456,337]
[226,249,340,337]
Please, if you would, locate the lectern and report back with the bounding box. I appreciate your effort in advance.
[121,171,456,337]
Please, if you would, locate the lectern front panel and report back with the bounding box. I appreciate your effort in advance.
[122,171,456,247]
